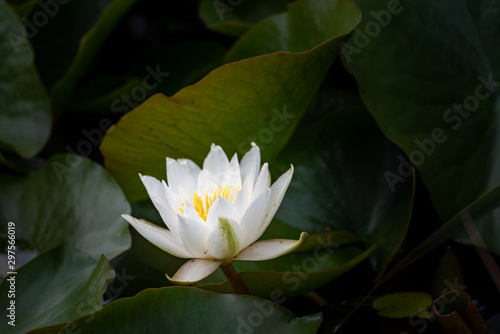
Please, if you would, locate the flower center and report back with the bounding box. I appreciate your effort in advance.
[179,185,239,221]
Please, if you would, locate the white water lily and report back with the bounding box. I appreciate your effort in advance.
[122,143,307,284]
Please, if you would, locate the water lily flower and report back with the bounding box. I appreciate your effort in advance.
[122,143,307,284]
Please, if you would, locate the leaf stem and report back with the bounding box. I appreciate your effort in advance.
[220,263,249,295]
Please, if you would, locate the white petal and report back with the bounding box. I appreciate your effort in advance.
[232,189,249,220]
[176,185,191,209]
[240,142,260,190]
[224,153,242,187]
[167,158,197,192]
[167,259,222,284]
[258,165,294,237]
[203,144,229,183]
[122,214,192,258]
[252,163,270,199]
[162,180,180,213]
[205,196,238,229]
[177,210,212,258]
[197,170,218,194]
[151,200,182,240]
[234,232,308,261]
[140,175,181,237]
[207,216,243,260]
[238,188,271,248]
[140,174,168,207]
[177,158,201,181]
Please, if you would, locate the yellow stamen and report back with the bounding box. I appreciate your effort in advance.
[179,185,241,221]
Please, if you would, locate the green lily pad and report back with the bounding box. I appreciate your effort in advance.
[0,0,52,159]
[225,0,361,63]
[0,244,115,334]
[0,154,131,261]
[37,286,323,333]
[342,0,500,252]
[100,0,361,203]
[372,292,433,319]
[198,0,288,37]
[272,107,414,274]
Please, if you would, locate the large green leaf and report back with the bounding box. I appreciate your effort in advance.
[342,0,500,251]
[100,0,361,203]
[225,0,360,62]
[40,286,322,333]
[272,106,414,274]
[0,154,131,261]
[27,0,138,111]
[0,244,114,334]
[198,0,288,37]
[0,0,51,158]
